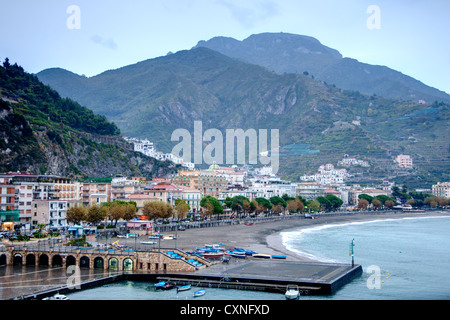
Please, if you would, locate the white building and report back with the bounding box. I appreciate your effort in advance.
[432,182,450,198]
[300,164,349,185]
[395,154,413,169]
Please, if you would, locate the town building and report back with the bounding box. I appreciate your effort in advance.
[395,154,413,169]
[31,199,82,228]
[81,182,111,206]
[432,182,450,199]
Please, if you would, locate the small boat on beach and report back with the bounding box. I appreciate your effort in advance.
[201,252,224,259]
[252,253,271,259]
[193,289,206,297]
[140,241,157,245]
[176,284,191,292]
[225,251,246,259]
[271,255,287,259]
[285,285,300,300]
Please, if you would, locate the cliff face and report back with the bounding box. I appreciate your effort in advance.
[0,60,177,179]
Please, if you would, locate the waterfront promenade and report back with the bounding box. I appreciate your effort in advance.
[1,209,448,299]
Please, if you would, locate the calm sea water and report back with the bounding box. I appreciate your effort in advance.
[66,215,450,300]
[281,215,450,300]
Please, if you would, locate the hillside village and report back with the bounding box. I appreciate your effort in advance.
[1,137,448,232]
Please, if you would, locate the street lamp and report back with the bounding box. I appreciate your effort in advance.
[349,238,355,267]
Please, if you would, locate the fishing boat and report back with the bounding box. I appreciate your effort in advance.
[154,281,166,289]
[225,251,246,259]
[140,241,157,245]
[176,284,192,292]
[233,248,256,255]
[193,289,206,297]
[252,253,271,259]
[285,285,300,300]
[148,233,164,239]
[42,293,69,300]
[161,283,175,290]
[271,255,287,259]
[201,252,224,259]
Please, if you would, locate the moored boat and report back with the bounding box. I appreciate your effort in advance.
[285,285,300,300]
[193,289,206,297]
[271,255,287,259]
[252,253,271,259]
[154,281,166,289]
[176,284,191,292]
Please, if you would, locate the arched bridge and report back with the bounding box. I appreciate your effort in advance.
[0,245,210,272]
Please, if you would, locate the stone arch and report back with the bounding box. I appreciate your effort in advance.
[25,254,36,266]
[13,253,23,266]
[123,258,133,271]
[93,257,104,269]
[1,254,8,266]
[108,257,119,271]
[52,255,63,267]
[66,255,76,267]
[80,256,90,268]
[39,254,49,266]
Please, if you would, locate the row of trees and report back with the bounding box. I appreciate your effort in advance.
[67,188,448,226]
[66,200,137,226]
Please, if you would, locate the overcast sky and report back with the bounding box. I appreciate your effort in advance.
[1,0,449,94]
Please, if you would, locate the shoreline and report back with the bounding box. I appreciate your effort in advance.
[173,210,450,263]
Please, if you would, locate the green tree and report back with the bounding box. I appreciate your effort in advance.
[325,194,343,210]
[358,194,374,203]
[200,196,223,217]
[254,198,272,212]
[306,199,320,212]
[269,196,287,208]
[317,196,331,211]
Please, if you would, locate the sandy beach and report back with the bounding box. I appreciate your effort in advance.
[169,210,450,262]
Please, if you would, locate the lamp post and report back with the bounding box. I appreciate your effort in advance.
[349,238,355,267]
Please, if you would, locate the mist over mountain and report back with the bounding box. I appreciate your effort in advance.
[36,35,450,187]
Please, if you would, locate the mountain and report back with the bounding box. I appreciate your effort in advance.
[36,47,450,187]
[194,33,450,104]
[0,59,177,179]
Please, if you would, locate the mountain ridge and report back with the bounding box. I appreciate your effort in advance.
[36,43,449,187]
[0,59,177,179]
[194,32,450,104]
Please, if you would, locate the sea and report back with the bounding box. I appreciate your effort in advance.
[65,214,450,300]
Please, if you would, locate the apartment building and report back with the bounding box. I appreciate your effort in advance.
[432,182,450,198]
[395,154,413,169]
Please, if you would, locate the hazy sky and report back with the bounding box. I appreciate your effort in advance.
[1,0,449,94]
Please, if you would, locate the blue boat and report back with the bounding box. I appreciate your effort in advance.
[271,255,287,259]
[176,284,192,292]
[225,251,246,259]
[193,289,206,297]
[233,248,257,255]
[154,281,165,289]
